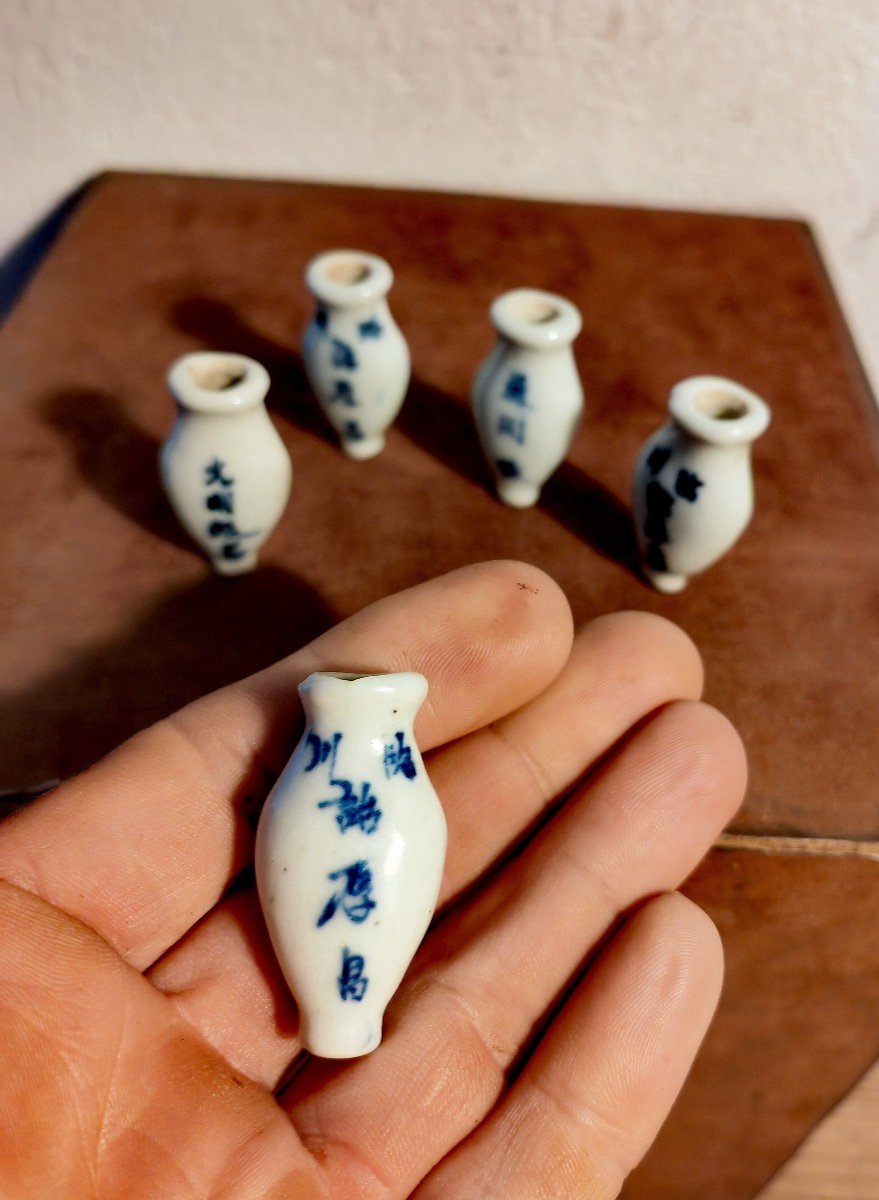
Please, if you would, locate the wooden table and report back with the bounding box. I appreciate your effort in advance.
[2,172,878,1199]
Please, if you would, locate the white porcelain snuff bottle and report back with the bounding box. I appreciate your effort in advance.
[255,671,447,1059]
[302,250,411,460]
[161,352,292,575]
[632,375,771,592]
[472,288,584,507]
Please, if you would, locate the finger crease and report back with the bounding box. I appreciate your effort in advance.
[487,720,554,809]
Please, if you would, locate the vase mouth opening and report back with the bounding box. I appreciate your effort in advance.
[692,387,750,422]
[299,670,430,709]
[306,250,393,307]
[188,360,248,392]
[669,375,771,445]
[321,672,381,681]
[167,352,270,413]
[324,258,373,286]
[490,288,582,348]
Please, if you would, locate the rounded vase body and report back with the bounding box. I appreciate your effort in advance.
[255,671,447,1058]
[632,375,771,592]
[472,288,584,507]
[302,250,410,460]
[161,352,292,575]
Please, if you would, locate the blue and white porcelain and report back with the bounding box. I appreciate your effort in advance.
[632,375,771,593]
[302,250,410,459]
[255,671,447,1059]
[472,288,584,507]
[161,352,292,575]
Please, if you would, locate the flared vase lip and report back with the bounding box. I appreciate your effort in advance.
[668,375,771,446]
[306,250,394,308]
[167,351,270,414]
[298,670,429,706]
[490,288,582,349]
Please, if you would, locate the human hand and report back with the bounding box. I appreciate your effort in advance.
[0,561,745,1199]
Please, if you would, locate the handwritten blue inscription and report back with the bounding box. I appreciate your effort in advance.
[503,372,529,405]
[202,459,255,562]
[332,379,357,406]
[205,459,234,488]
[675,468,703,502]
[319,779,382,834]
[383,731,416,780]
[497,414,526,445]
[358,318,383,338]
[331,339,357,370]
[317,861,376,927]
[304,731,342,774]
[338,948,369,1001]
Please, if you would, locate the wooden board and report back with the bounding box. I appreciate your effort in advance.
[1,172,878,1198]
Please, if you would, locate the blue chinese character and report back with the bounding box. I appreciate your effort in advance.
[497,415,526,445]
[318,779,382,834]
[383,731,416,780]
[503,372,528,405]
[331,339,358,370]
[332,379,357,406]
[206,491,234,513]
[338,948,368,1001]
[204,459,234,487]
[221,542,248,561]
[207,519,242,539]
[675,469,704,502]
[304,731,342,774]
[358,318,383,338]
[344,420,364,440]
[317,860,376,927]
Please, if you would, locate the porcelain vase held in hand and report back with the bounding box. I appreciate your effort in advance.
[302,250,411,459]
[161,352,292,575]
[255,671,447,1059]
[472,288,584,507]
[632,375,771,592]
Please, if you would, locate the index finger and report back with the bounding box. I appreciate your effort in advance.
[0,561,573,969]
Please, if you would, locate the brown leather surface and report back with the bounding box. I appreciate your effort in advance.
[629,848,879,1198]
[1,172,878,1197]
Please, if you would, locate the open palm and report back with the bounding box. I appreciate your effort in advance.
[0,561,744,1199]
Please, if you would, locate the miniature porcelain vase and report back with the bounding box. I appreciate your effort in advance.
[302,250,411,459]
[161,352,292,575]
[255,671,447,1059]
[632,375,771,592]
[472,288,584,507]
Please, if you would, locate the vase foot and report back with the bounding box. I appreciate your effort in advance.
[496,478,540,508]
[300,1011,383,1059]
[342,434,385,460]
[644,567,688,593]
[212,552,259,576]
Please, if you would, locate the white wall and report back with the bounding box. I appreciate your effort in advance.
[2,0,877,390]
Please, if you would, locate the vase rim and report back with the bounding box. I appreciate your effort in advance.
[299,670,429,704]
[490,288,582,349]
[306,250,394,308]
[669,375,771,445]
[167,351,270,414]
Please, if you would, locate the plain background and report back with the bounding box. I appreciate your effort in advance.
[2,0,878,391]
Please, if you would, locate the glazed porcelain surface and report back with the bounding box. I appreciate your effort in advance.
[161,352,292,575]
[255,671,447,1059]
[632,375,771,592]
[472,288,584,507]
[302,250,410,460]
